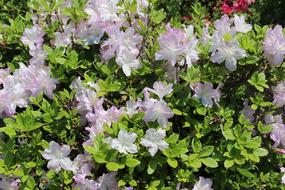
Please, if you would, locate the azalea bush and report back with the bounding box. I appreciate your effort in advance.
[1,0,285,189]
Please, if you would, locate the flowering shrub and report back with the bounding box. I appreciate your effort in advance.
[0,0,285,189]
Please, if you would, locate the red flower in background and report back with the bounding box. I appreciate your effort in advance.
[221,0,254,15]
[234,0,248,12]
[222,0,234,14]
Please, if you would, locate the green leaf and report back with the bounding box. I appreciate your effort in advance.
[106,162,125,171]
[253,148,268,157]
[0,127,16,137]
[125,157,141,168]
[224,159,234,168]
[179,66,201,83]
[191,138,202,153]
[150,9,166,24]
[200,157,218,168]
[188,159,201,169]
[237,168,255,178]
[222,129,235,140]
[248,72,269,92]
[167,158,178,168]
[196,107,207,115]
[257,121,272,134]
[198,146,214,158]
[147,159,157,175]
[172,109,182,115]
[167,133,179,144]
[129,179,137,186]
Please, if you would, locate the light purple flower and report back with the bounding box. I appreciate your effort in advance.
[211,40,246,71]
[71,77,99,114]
[273,80,285,107]
[13,63,58,99]
[263,25,285,66]
[201,25,211,45]
[73,176,100,190]
[116,47,140,76]
[29,46,47,65]
[21,24,45,49]
[145,81,173,100]
[140,128,168,156]
[85,0,120,24]
[184,37,199,68]
[213,15,233,35]
[239,99,255,122]
[0,68,10,85]
[265,114,285,149]
[155,25,186,66]
[125,99,141,118]
[155,24,199,67]
[42,141,76,172]
[233,14,252,33]
[85,98,123,133]
[54,24,74,47]
[142,98,174,128]
[75,21,104,45]
[105,129,138,154]
[101,27,142,61]
[0,176,19,190]
[0,76,28,117]
[192,177,213,190]
[98,172,118,190]
[191,82,222,107]
[73,154,94,179]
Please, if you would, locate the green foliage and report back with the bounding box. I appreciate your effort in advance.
[0,0,285,190]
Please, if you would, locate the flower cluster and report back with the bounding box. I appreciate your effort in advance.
[155,24,199,68]
[210,15,249,71]
[71,78,123,145]
[41,141,124,190]
[142,81,174,127]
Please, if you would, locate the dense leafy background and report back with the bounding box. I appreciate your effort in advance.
[0,0,285,190]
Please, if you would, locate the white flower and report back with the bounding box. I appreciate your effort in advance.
[263,25,285,66]
[239,99,255,122]
[0,176,19,190]
[125,99,141,117]
[105,129,138,154]
[184,38,199,68]
[54,24,74,47]
[273,80,285,107]
[143,98,174,128]
[211,40,246,71]
[98,172,118,190]
[233,15,252,33]
[192,177,213,190]
[185,25,194,38]
[191,82,222,108]
[42,141,76,172]
[116,47,140,76]
[146,81,173,100]
[140,128,169,156]
[201,25,211,45]
[85,0,120,23]
[70,77,99,113]
[21,24,45,49]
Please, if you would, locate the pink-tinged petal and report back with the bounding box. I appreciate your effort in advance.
[263,25,285,66]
